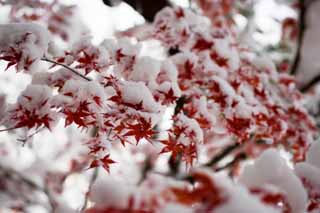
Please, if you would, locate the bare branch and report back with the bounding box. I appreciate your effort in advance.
[215,152,247,172]
[81,167,99,211]
[0,126,20,132]
[300,71,320,92]
[204,143,241,167]
[0,165,56,212]
[41,57,92,82]
[291,0,316,75]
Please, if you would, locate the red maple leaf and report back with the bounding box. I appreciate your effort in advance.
[89,154,116,173]
[182,143,197,167]
[158,88,178,105]
[192,38,214,51]
[170,126,187,140]
[124,117,156,144]
[0,47,22,71]
[123,101,144,111]
[210,51,228,68]
[170,171,227,210]
[226,117,251,140]
[16,111,53,129]
[175,7,185,18]
[195,114,211,129]
[179,60,194,80]
[63,101,95,128]
[159,134,184,160]
[76,51,99,74]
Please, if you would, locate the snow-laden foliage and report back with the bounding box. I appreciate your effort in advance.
[0,0,319,212]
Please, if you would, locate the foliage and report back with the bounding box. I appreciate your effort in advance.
[0,0,319,212]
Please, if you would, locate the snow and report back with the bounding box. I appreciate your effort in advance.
[130,56,161,85]
[120,81,163,113]
[0,23,50,72]
[295,142,320,201]
[239,149,308,213]
[306,141,320,169]
[0,1,317,212]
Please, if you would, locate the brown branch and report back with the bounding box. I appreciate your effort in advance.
[103,0,170,22]
[204,142,241,167]
[41,57,92,82]
[81,167,99,211]
[291,0,314,75]
[300,71,320,92]
[17,127,45,146]
[137,157,153,185]
[215,152,247,172]
[0,165,56,212]
[168,153,182,176]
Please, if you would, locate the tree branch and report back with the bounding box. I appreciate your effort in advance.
[102,0,170,22]
[290,0,317,75]
[290,0,307,75]
[81,167,99,211]
[0,165,56,212]
[215,152,247,172]
[204,143,241,167]
[41,57,92,82]
[300,71,320,92]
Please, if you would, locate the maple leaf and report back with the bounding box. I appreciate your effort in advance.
[174,7,185,18]
[14,108,53,130]
[195,115,211,129]
[170,122,187,139]
[93,96,102,107]
[76,51,99,74]
[210,51,228,68]
[63,101,95,128]
[23,56,36,70]
[250,188,291,212]
[192,38,214,51]
[114,122,126,134]
[0,47,22,71]
[170,171,227,210]
[88,143,106,155]
[123,101,144,111]
[89,154,116,173]
[226,117,251,140]
[159,134,184,160]
[115,49,125,62]
[179,60,194,80]
[158,88,178,105]
[210,93,227,108]
[181,143,197,167]
[108,91,122,104]
[124,117,156,144]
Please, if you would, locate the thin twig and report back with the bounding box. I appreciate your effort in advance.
[17,127,45,146]
[81,126,100,211]
[0,126,20,132]
[41,57,91,81]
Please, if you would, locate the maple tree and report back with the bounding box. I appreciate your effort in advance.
[0,0,320,212]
